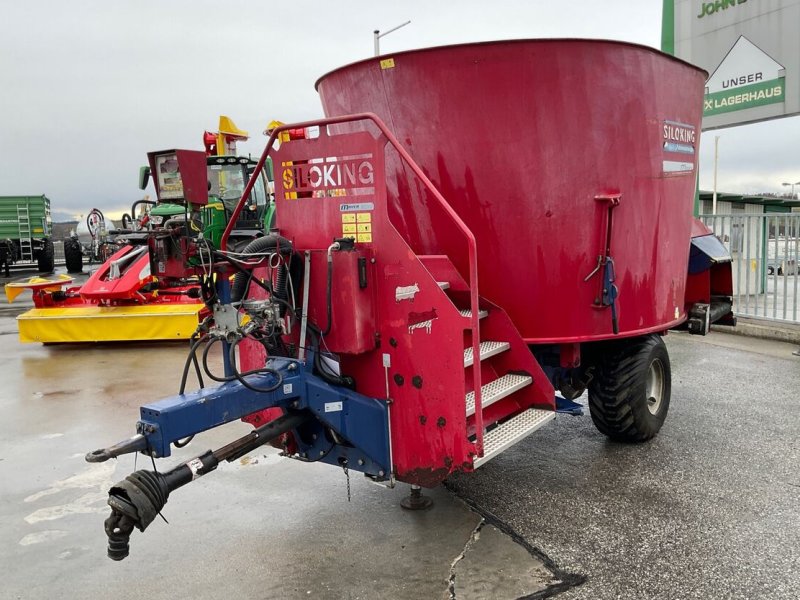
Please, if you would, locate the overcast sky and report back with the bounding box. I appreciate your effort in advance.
[2,0,798,221]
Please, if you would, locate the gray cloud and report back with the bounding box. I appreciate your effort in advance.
[3,0,793,219]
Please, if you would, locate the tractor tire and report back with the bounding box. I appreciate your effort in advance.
[37,239,55,274]
[588,334,671,442]
[64,237,83,273]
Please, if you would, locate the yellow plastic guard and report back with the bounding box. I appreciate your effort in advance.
[16,304,203,343]
[218,115,248,139]
[4,274,74,303]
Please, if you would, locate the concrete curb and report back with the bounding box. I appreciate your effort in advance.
[712,316,800,345]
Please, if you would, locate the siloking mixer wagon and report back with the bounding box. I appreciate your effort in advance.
[87,40,733,560]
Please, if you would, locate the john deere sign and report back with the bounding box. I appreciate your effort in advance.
[664,0,800,130]
[696,0,750,19]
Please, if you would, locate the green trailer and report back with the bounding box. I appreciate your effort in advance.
[0,195,55,274]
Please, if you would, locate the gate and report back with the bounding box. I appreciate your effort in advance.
[701,213,800,323]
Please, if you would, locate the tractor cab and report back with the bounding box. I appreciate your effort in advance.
[138,143,274,251]
[204,155,275,251]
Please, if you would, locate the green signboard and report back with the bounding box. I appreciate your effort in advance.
[663,0,800,130]
[704,78,786,116]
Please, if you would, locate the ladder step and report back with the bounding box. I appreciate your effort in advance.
[437,281,450,290]
[473,408,555,468]
[465,373,531,417]
[463,341,511,367]
[459,308,488,320]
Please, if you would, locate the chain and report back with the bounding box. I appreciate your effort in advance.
[341,459,351,502]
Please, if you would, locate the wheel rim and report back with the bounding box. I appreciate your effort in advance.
[645,359,665,415]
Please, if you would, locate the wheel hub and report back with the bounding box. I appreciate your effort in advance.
[645,359,665,415]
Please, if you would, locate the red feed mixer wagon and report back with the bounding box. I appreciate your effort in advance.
[87,40,733,559]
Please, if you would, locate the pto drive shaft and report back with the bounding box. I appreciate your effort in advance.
[101,410,310,560]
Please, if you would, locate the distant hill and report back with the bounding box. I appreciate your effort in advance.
[52,210,78,223]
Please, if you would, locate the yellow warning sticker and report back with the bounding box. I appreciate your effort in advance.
[380,58,395,70]
[344,211,375,243]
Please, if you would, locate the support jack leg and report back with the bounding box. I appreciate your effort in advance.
[401,484,433,510]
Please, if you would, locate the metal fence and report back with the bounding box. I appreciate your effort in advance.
[701,213,800,323]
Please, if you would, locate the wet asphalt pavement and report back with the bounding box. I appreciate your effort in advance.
[0,269,552,600]
[448,331,800,599]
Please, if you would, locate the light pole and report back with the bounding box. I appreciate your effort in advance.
[781,181,800,199]
[712,135,720,215]
[374,20,411,57]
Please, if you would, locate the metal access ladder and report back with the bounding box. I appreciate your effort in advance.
[459,308,554,468]
[17,205,33,262]
[422,258,556,469]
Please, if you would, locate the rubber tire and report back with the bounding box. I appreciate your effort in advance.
[37,239,55,274]
[64,237,83,273]
[767,266,775,275]
[588,334,671,442]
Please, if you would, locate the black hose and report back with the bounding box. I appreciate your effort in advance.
[202,337,230,383]
[87,209,105,238]
[321,258,333,336]
[307,328,355,390]
[173,436,194,448]
[227,338,283,393]
[178,335,206,395]
[201,335,284,391]
[229,234,294,303]
[131,199,156,222]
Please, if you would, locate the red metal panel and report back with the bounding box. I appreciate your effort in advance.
[305,250,376,354]
[271,128,476,484]
[316,40,707,343]
[146,149,208,205]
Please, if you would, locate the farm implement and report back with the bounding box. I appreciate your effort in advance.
[84,40,733,559]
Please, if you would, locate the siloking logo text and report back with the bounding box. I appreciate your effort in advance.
[282,158,374,192]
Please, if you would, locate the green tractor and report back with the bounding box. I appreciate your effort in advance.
[137,116,275,252]
[138,153,274,252]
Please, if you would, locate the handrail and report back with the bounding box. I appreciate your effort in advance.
[224,112,485,457]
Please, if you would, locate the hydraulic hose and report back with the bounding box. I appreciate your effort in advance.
[227,337,283,393]
[229,234,294,303]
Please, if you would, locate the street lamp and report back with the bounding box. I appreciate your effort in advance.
[374,20,411,57]
[712,136,720,215]
[781,181,800,199]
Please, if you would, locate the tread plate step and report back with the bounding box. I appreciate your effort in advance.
[459,308,488,320]
[465,373,531,417]
[463,341,511,368]
[473,408,555,468]
[437,281,450,290]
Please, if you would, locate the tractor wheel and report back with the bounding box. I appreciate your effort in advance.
[588,334,671,442]
[64,237,83,273]
[37,239,55,273]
